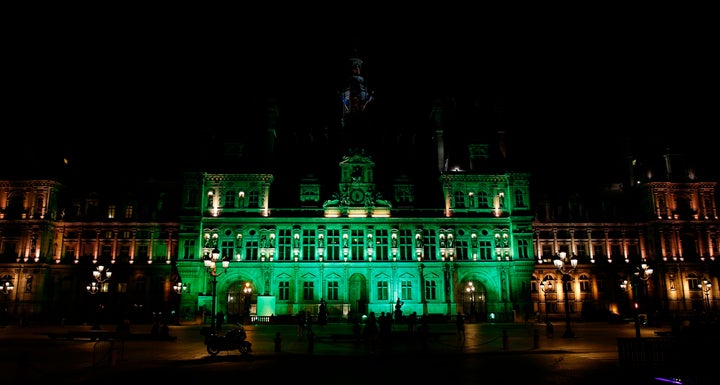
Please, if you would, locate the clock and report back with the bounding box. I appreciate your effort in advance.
[350,189,365,203]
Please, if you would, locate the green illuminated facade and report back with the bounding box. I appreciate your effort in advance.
[175,151,534,324]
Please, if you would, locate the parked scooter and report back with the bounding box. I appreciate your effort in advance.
[201,324,252,356]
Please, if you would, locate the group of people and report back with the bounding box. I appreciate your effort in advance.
[359,310,431,352]
[296,298,331,338]
[296,310,313,338]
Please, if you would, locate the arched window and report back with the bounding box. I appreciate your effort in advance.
[687,273,701,290]
[579,274,591,292]
[454,191,465,208]
[225,191,235,208]
[476,191,489,208]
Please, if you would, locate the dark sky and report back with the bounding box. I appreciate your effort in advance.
[4,11,717,184]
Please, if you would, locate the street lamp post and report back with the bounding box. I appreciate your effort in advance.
[173,280,188,294]
[702,278,712,311]
[87,264,111,329]
[631,263,653,338]
[553,251,577,338]
[540,280,552,324]
[1,280,14,326]
[172,280,187,325]
[243,282,253,324]
[204,247,228,332]
[86,265,112,294]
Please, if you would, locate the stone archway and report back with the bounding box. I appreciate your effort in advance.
[348,273,367,318]
[225,280,254,324]
[457,279,487,322]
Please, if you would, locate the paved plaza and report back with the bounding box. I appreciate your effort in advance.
[0,320,712,384]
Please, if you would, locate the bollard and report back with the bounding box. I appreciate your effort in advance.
[533,328,539,349]
[502,329,509,351]
[274,332,282,352]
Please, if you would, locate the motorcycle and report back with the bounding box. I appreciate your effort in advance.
[201,325,252,356]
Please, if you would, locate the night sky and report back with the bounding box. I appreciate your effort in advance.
[4,10,716,186]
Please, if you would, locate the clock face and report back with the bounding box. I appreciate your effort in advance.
[350,189,365,203]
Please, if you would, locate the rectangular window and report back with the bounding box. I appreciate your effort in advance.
[124,205,133,219]
[399,229,413,261]
[423,229,437,261]
[303,281,315,301]
[277,229,292,261]
[455,240,469,261]
[138,245,149,259]
[351,230,364,261]
[374,229,389,261]
[517,239,530,259]
[425,279,437,300]
[376,280,389,301]
[326,229,340,261]
[302,229,316,261]
[183,240,195,260]
[221,240,234,261]
[627,244,640,258]
[401,280,412,300]
[479,240,492,260]
[542,245,554,259]
[108,205,116,219]
[327,281,339,301]
[593,244,604,259]
[278,281,290,300]
[576,243,587,258]
[245,240,259,261]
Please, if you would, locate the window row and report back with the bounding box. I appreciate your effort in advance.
[275,279,439,302]
[187,228,532,261]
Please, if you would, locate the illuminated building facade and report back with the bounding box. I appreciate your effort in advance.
[0,54,717,327]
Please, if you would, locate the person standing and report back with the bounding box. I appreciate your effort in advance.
[363,312,379,353]
[456,312,465,340]
[318,298,328,326]
[216,311,224,331]
[296,310,306,337]
[407,311,418,333]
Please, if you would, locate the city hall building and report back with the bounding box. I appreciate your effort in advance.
[1,55,717,327]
